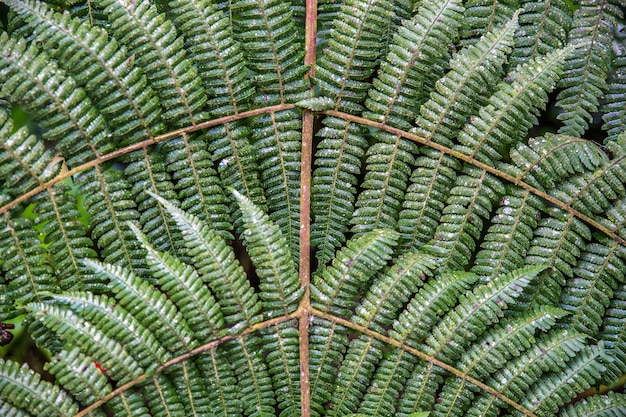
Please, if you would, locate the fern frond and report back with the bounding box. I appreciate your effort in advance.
[415,13,517,147]
[352,251,437,334]
[326,336,384,417]
[231,0,310,105]
[147,191,262,332]
[130,222,225,344]
[509,0,573,66]
[76,168,146,277]
[356,349,419,417]
[396,360,446,416]
[460,0,517,46]
[97,0,206,126]
[309,319,349,417]
[311,116,368,266]
[453,46,572,164]
[397,149,461,251]
[600,283,626,383]
[37,183,99,290]
[390,270,478,347]
[262,322,301,417]
[509,133,608,191]
[521,207,591,308]
[0,107,61,198]
[351,130,419,235]
[166,361,213,416]
[82,259,196,354]
[251,109,302,265]
[161,133,233,240]
[518,345,606,417]
[471,186,545,279]
[167,0,254,116]
[225,335,277,417]
[105,391,149,417]
[69,1,108,28]
[233,189,302,316]
[311,229,398,318]
[46,290,170,369]
[0,359,78,417]
[559,237,626,337]
[144,373,186,417]
[0,215,55,318]
[602,54,626,143]
[363,0,464,128]
[206,122,267,229]
[422,166,505,271]
[195,347,244,417]
[123,149,188,255]
[458,305,568,380]
[26,301,145,383]
[315,0,393,113]
[559,391,626,417]
[0,32,113,166]
[423,265,544,363]
[44,347,112,407]
[556,0,620,137]
[6,0,165,145]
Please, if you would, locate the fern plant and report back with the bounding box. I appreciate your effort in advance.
[1,0,626,416]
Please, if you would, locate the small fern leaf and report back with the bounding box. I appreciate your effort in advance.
[311,116,368,266]
[251,109,303,266]
[44,348,112,407]
[82,259,196,354]
[559,391,626,417]
[231,0,310,106]
[453,45,572,164]
[0,359,78,417]
[471,186,545,279]
[97,0,206,126]
[311,228,398,318]
[76,168,147,277]
[167,361,213,416]
[36,183,99,291]
[295,97,335,112]
[327,336,385,417]
[416,12,517,148]
[262,322,301,417]
[600,283,626,383]
[363,0,464,129]
[509,0,573,67]
[315,0,393,113]
[353,251,437,334]
[47,291,170,371]
[0,32,113,166]
[233,189,302,316]
[556,1,620,137]
[397,150,461,251]
[309,319,349,417]
[460,0,517,46]
[423,265,545,363]
[195,347,245,417]
[390,270,478,347]
[129,222,225,344]
[396,361,446,416]
[167,0,255,115]
[123,149,189,256]
[509,133,608,191]
[144,373,186,417]
[559,237,626,337]
[6,0,165,145]
[0,215,56,319]
[26,301,145,384]
[0,107,61,198]
[422,166,505,271]
[519,344,606,417]
[602,54,626,143]
[225,335,277,417]
[147,191,262,332]
[106,391,150,417]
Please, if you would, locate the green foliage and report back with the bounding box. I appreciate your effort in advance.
[1,0,626,416]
